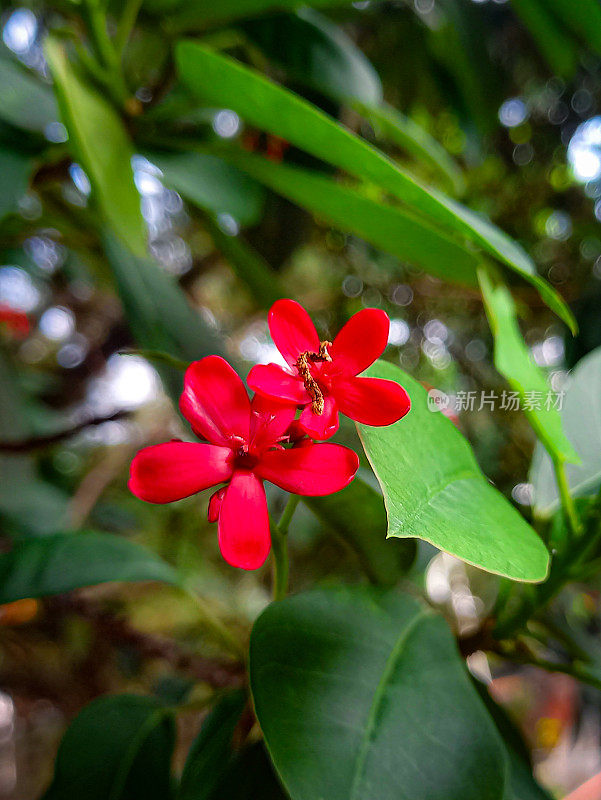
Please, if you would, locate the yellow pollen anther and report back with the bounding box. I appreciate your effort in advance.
[296,340,332,415]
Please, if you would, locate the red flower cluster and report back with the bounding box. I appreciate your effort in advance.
[129,300,410,570]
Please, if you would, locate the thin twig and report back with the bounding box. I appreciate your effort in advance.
[46,594,245,689]
[0,411,130,453]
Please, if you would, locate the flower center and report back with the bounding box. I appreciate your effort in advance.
[296,340,332,415]
[234,445,259,470]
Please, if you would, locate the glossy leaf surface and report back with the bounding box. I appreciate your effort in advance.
[251,586,508,800]
[358,360,549,581]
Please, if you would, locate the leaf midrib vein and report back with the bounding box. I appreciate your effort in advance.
[385,469,479,533]
[348,609,431,800]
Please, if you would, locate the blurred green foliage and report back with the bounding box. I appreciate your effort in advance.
[1,1,601,798]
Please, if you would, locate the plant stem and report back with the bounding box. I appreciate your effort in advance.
[115,0,143,56]
[505,641,601,692]
[82,0,130,105]
[180,586,245,659]
[271,495,300,602]
[553,457,580,539]
[84,0,117,69]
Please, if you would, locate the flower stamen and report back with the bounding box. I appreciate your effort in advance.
[296,340,332,414]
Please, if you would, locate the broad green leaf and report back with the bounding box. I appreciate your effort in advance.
[198,742,288,799]
[242,8,382,105]
[103,234,223,403]
[175,43,574,329]
[146,151,265,227]
[216,743,288,799]
[511,0,579,78]
[178,690,287,799]
[250,585,508,800]
[358,360,549,581]
[44,37,147,255]
[0,532,178,603]
[43,695,175,800]
[352,101,465,196]
[305,476,416,585]
[479,267,578,466]
[531,347,601,516]
[0,47,58,132]
[203,214,284,308]
[219,151,479,284]
[0,150,31,219]
[179,691,246,800]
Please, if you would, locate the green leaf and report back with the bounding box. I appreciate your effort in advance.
[0,532,179,603]
[208,743,288,799]
[352,100,465,196]
[0,149,31,219]
[511,0,579,78]
[103,234,224,403]
[175,42,574,329]
[0,47,58,132]
[305,476,416,585]
[146,150,265,227]
[44,37,147,255]
[203,214,284,308]
[479,267,578,466]
[242,8,382,105]
[358,360,549,581]
[531,347,601,516]
[218,151,479,284]
[179,691,246,800]
[43,695,175,800]
[250,585,508,800]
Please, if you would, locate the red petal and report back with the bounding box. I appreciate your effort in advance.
[248,362,309,403]
[298,394,339,440]
[129,442,232,503]
[332,375,411,426]
[208,486,226,522]
[256,443,358,495]
[180,356,251,446]
[218,471,271,570]
[330,308,390,376]
[249,394,297,451]
[268,299,319,366]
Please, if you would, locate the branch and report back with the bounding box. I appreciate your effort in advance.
[46,594,245,689]
[0,411,130,452]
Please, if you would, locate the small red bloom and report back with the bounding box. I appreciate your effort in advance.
[248,299,411,440]
[0,304,30,339]
[128,356,359,570]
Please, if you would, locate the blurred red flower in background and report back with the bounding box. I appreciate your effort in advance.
[0,304,30,339]
[248,299,411,439]
[129,356,358,569]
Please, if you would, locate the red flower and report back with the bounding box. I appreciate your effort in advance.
[0,305,30,339]
[128,356,358,570]
[248,299,411,440]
